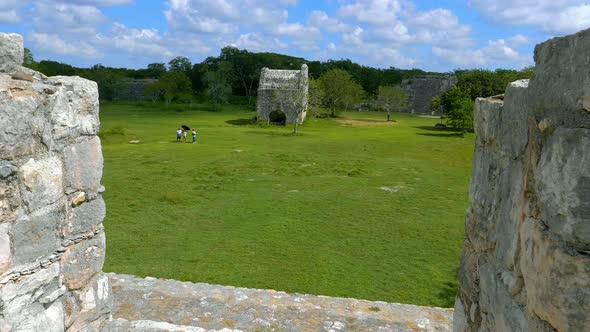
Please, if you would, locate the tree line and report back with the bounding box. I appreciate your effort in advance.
[24,47,440,103]
[25,47,534,130]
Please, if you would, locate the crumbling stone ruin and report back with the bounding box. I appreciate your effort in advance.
[256,65,308,125]
[2,27,590,332]
[400,75,456,115]
[0,33,111,331]
[112,79,157,101]
[454,29,590,331]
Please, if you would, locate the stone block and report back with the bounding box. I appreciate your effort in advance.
[65,196,106,237]
[0,33,23,74]
[531,28,590,112]
[536,127,590,247]
[19,156,64,212]
[478,263,528,331]
[519,218,590,331]
[47,76,100,140]
[11,205,63,269]
[0,264,64,331]
[67,273,112,332]
[499,80,529,157]
[63,137,103,193]
[61,232,105,290]
[0,223,10,275]
[0,76,48,159]
[0,182,20,223]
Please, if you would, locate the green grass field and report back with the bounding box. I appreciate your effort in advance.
[100,102,474,308]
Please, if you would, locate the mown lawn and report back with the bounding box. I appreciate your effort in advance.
[100,102,474,307]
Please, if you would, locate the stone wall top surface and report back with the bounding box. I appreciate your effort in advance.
[109,273,453,332]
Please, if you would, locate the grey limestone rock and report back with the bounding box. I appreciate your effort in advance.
[61,232,106,290]
[455,28,590,332]
[10,204,63,270]
[0,33,23,74]
[0,32,111,331]
[0,264,64,332]
[65,196,106,237]
[109,273,453,332]
[400,75,457,115]
[19,156,64,212]
[63,137,103,194]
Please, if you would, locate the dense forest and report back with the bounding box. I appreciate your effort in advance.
[24,47,442,101]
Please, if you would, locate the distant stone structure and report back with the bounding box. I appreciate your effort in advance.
[112,78,157,101]
[400,75,456,115]
[256,65,308,124]
[0,33,111,331]
[454,29,590,331]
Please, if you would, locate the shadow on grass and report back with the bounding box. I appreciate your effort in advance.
[414,125,465,138]
[437,281,458,308]
[244,130,301,137]
[414,126,447,131]
[226,118,255,126]
[417,132,465,138]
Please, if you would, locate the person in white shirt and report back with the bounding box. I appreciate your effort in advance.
[176,128,182,142]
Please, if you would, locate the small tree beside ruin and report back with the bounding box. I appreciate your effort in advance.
[376,86,409,121]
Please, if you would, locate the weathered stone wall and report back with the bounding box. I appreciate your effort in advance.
[400,75,456,115]
[256,64,308,124]
[0,33,111,331]
[454,29,590,331]
[112,79,157,101]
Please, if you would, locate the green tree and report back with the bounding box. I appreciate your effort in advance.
[145,71,192,104]
[307,78,324,116]
[85,64,127,101]
[440,86,473,132]
[430,97,442,116]
[168,56,192,74]
[146,63,166,78]
[24,48,35,66]
[319,68,364,117]
[447,98,474,133]
[376,86,409,121]
[204,62,232,109]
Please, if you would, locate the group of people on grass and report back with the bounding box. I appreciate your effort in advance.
[176,127,197,143]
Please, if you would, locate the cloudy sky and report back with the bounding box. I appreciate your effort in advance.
[1,1,590,71]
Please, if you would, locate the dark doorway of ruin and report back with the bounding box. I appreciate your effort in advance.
[269,110,287,125]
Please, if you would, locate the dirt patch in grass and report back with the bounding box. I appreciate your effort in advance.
[334,118,397,126]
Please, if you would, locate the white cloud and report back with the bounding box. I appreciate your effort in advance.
[164,0,290,34]
[0,0,29,24]
[408,8,473,48]
[59,0,133,5]
[509,34,530,45]
[274,23,321,39]
[28,32,101,58]
[431,37,526,67]
[232,33,288,52]
[338,0,404,26]
[33,2,106,35]
[100,23,174,58]
[469,0,590,34]
[0,10,20,24]
[307,11,350,32]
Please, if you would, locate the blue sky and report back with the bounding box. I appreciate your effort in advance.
[1,1,589,71]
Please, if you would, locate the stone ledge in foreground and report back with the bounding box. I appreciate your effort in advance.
[107,273,453,331]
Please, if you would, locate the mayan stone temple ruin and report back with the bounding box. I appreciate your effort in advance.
[256,65,308,125]
[0,27,589,331]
